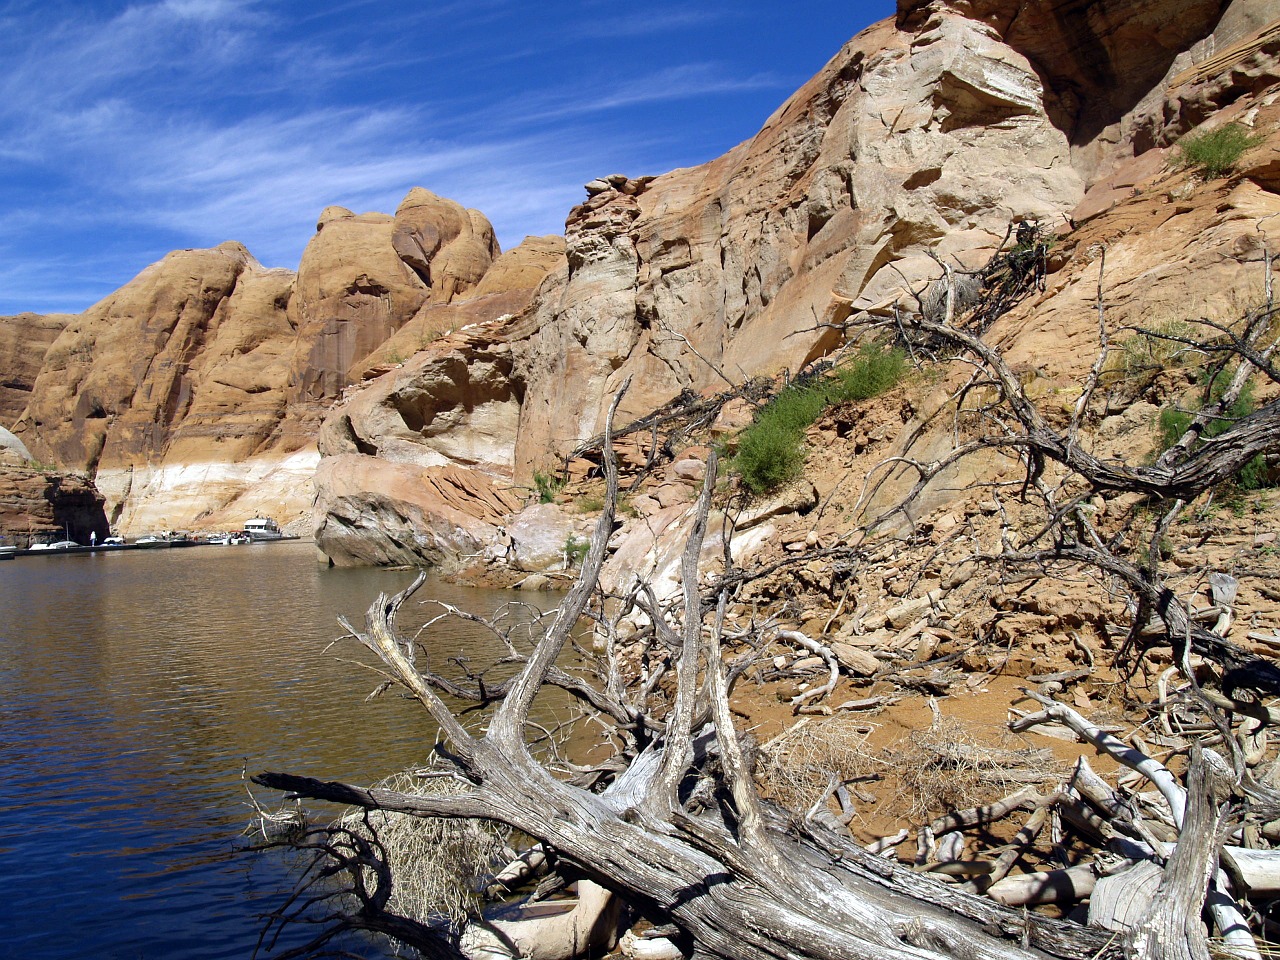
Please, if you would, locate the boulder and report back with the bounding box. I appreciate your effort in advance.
[505,502,592,572]
[0,426,32,462]
[313,454,523,567]
[735,481,819,532]
[831,642,881,677]
[885,590,945,630]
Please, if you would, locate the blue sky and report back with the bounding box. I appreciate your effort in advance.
[0,0,895,315]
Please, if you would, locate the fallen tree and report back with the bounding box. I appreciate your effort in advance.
[255,386,1118,960]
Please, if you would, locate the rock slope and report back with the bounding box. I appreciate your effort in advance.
[312,0,1279,567]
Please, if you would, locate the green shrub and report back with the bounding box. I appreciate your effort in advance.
[734,414,809,494]
[575,494,605,513]
[831,345,908,403]
[563,535,589,567]
[533,470,564,504]
[1156,369,1271,488]
[1176,123,1264,179]
[733,344,906,495]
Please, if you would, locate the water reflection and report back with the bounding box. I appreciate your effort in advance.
[0,542,562,959]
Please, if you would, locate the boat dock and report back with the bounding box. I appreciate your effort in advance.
[7,537,299,558]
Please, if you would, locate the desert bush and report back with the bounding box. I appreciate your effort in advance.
[1156,369,1272,489]
[831,343,908,403]
[755,715,874,814]
[563,534,589,567]
[887,715,1051,822]
[575,493,605,513]
[340,770,508,929]
[733,392,817,494]
[533,470,564,504]
[733,343,906,494]
[1175,122,1264,179]
[1102,318,1201,387]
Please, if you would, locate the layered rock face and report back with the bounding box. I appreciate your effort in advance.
[12,242,310,533]
[314,237,565,564]
[508,7,1090,474]
[309,0,1277,568]
[0,448,109,545]
[0,313,70,427]
[8,190,562,538]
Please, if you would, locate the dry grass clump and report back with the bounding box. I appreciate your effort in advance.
[1101,318,1202,390]
[341,769,509,928]
[885,713,1054,823]
[755,715,876,812]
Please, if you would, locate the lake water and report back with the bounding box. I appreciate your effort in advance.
[0,541,557,959]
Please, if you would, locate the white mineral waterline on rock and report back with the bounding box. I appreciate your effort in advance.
[99,448,321,535]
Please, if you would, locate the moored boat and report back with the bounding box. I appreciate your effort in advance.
[242,518,284,541]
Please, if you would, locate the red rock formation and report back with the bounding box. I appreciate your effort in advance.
[11,242,311,532]
[0,449,109,545]
[314,236,565,564]
[8,196,563,539]
[0,312,70,427]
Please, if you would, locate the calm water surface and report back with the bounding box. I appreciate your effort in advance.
[0,542,556,959]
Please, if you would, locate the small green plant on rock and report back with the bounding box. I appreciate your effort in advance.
[1175,122,1264,179]
[575,493,605,513]
[533,470,564,504]
[563,534,589,568]
[732,343,906,495]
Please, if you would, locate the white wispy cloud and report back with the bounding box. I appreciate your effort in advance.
[0,0,800,313]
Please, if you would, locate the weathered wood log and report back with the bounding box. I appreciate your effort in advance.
[256,413,1122,960]
[1088,860,1163,934]
[1125,747,1224,960]
[965,801,1052,894]
[926,785,1039,837]
[986,863,1106,906]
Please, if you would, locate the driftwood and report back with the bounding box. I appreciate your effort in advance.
[255,389,1119,960]
[250,238,1280,959]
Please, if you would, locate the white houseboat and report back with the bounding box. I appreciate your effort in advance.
[242,518,284,541]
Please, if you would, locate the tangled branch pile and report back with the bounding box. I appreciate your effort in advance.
[253,237,1280,960]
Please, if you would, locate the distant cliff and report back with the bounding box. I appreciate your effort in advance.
[6,191,563,535]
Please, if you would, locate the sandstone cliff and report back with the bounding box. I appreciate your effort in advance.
[8,193,561,536]
[312,0,1279,568]
[0,312,70,427]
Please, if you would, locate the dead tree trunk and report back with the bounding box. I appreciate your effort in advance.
[256,387,1117,960]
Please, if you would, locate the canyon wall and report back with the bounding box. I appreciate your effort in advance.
[4,0,1277,561]
[314,0,1279,566]
[7,191,562,537]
